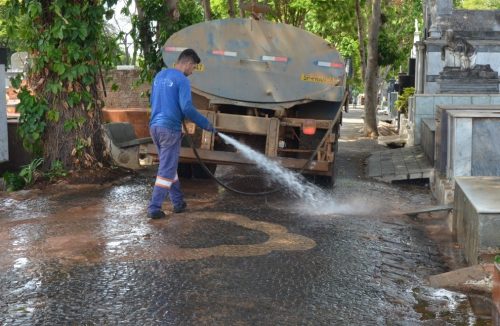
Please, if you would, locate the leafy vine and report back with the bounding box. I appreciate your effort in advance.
[6,0,121,168]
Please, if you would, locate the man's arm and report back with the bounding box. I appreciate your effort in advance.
[178,78,214,131]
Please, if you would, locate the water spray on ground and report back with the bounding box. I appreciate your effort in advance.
[218,133,383,216]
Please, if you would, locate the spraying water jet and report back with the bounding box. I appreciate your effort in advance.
[218,132,327,202]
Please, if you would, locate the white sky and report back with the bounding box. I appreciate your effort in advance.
[110,0,136,61]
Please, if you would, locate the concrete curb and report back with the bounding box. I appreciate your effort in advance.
[429,264,494,294]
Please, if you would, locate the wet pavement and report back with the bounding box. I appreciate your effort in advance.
[0,109,491,325]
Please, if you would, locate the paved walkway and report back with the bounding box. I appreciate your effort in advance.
[366,145,434,182]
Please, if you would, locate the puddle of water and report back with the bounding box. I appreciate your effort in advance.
[0,197,50,220]
[10,278,41,296]
[10,223,46,250]
[413,287,492,325]
[13,257,29,269]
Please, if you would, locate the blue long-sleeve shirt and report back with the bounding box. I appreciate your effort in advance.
[149,68,212,132]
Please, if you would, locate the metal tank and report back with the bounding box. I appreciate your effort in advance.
[163,18,345,105]
[157,18,347,185]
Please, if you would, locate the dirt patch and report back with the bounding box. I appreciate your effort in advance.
[32,166,131,190]
[66,167,130,184]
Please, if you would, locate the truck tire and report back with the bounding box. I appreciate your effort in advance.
[192,163,217,179]
[178,163,217,179]
[327,162,336,187]
[178,163,193,178]
[314,160,336,188]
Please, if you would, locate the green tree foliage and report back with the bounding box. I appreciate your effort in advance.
[211,0,237,19]
[129,0,204,82]
[456,0,500,9]
[0,0,9,47]
[380,0,422,73]
[211,0,230,19]
[268,0,311,26]
[305,0,357,44]
[304,0,361,87]
[6,1,122,169]
[395,86,415,117]
[133,0,422,102]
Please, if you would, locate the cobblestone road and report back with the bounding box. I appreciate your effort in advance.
[0,109,486,325]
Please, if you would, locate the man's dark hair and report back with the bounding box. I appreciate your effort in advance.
[177,49,201,64]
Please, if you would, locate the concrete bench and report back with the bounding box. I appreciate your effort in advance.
[102,122,152,169]
[453,177,500,265]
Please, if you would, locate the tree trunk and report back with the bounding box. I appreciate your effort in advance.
[134,0,152,60]
[238,0,245,17]
[355,0,367,82]
[165,0,180,21]
[42,82,105,169]
[132,43,138,66]
[123,34,130,65]
[228,0,236,17]
[363,0,381,138]
[19,2,110,169]
[202,0,212,21]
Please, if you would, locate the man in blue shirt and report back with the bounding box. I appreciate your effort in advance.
[148,49,216,219]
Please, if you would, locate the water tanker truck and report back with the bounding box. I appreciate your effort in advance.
[158,17,347,185]
[104,17,347,186]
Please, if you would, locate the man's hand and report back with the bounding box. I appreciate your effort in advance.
[208,124,218,135]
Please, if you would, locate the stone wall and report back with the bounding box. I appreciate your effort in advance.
[98,68,152,138]
[99,68,151,109]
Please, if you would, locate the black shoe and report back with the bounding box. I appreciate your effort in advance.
[173,201,187,213]
[148,210,166,219]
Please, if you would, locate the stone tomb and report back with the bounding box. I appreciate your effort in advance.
[434,105,500,178]
[453,177,500,265]
[432,106,500,204]
[437,65,500,94]
[420,0,500,95]
[447,110,500,178]
[406,94,500,146]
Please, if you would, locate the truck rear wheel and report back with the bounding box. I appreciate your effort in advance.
[192,163,217,179]
[178,163,193,178]
[177,163,217,179]
[314,160,336,188]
